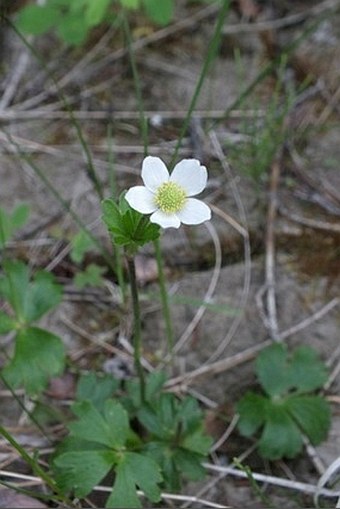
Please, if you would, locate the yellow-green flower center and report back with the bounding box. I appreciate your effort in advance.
[155,181,186,214]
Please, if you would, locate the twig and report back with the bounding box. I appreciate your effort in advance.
[0,109,263,121]
[204,462,340,499]
[166,297,340,388]
[169,220,222,357]
[205,131,251,363]
[222,0,340,34]
[279,203,340,233]
[263,157,281,341]
[0,42,32,111]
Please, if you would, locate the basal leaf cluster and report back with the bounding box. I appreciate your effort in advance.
[237,343,331,460]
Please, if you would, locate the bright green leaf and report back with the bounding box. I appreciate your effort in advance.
[107,452,162,508]
[2,327,65,394]
[237,392,267,437]
[54,449,115,498]
[57,14,89,45]
[286,395,331,445]
[0,311,17,334]
[15,4,62,35]
[142,0,173,25]
[85,0,111,26]
[120,0,140,8]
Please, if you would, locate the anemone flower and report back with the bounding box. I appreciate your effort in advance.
[125,156,211,229]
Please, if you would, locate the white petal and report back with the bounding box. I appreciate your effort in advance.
[170,159,207,196]
[177,198,211,225]
[125,186,157,214]
[142,156,169,192]
[150,210,181,229]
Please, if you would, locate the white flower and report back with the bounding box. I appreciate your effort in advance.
[125,156,211,229]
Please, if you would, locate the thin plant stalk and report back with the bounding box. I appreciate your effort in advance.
[126,254,145,403]
[107,120,126,303]
[0,425,71,505]
[153,238,174,361]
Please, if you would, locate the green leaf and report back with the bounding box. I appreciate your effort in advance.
[256,343,290,397]
[173,448,206,481]
[54,449,115,498]
[237,392,267,437]
[0,262,62,324]
[142,0,173,25]
[57,14,89,45]
[0,311,17,334]
[182,427,213,455]
[102,197,160,249]
[0,260,30,320]
[85,0,111,26]
[258,403,303,460]
[107,452,162,508]
[11,204,30,231]
[286,395,331,445]
[76,372,120,412]
[70,400,129,448]
[24,271,62,322]
[15,4,62,35]
[120,0,140,8]
[70,230,96,264]
[287,346,328,393]
[74,264,107,288]
[2,327,65,394]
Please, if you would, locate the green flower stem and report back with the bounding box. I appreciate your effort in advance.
[153,238,174,360]
[0,424,71,505]
[126,254,145,403]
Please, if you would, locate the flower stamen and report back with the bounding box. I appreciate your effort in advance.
[154,181,186,214]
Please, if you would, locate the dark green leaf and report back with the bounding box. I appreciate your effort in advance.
[24,271,62,322]
[286,395,331,445]
[107,452,162,508]
[102,199,122,230]
[182,427,212,455]
[287,346,328,393]
[74,264,106,288]
[2,327,65,394]
[173,449,206,481]
[76,372,120,412]
[54,449,115,498]
[11,204,30,231]
[70,230,96,264]
[70,400,129,448]
[0,260,30,320]
[237,392,267,437]
[256,343,290,397]
[258,403,303,459]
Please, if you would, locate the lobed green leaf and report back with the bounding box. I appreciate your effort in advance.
[2,327,65,394]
